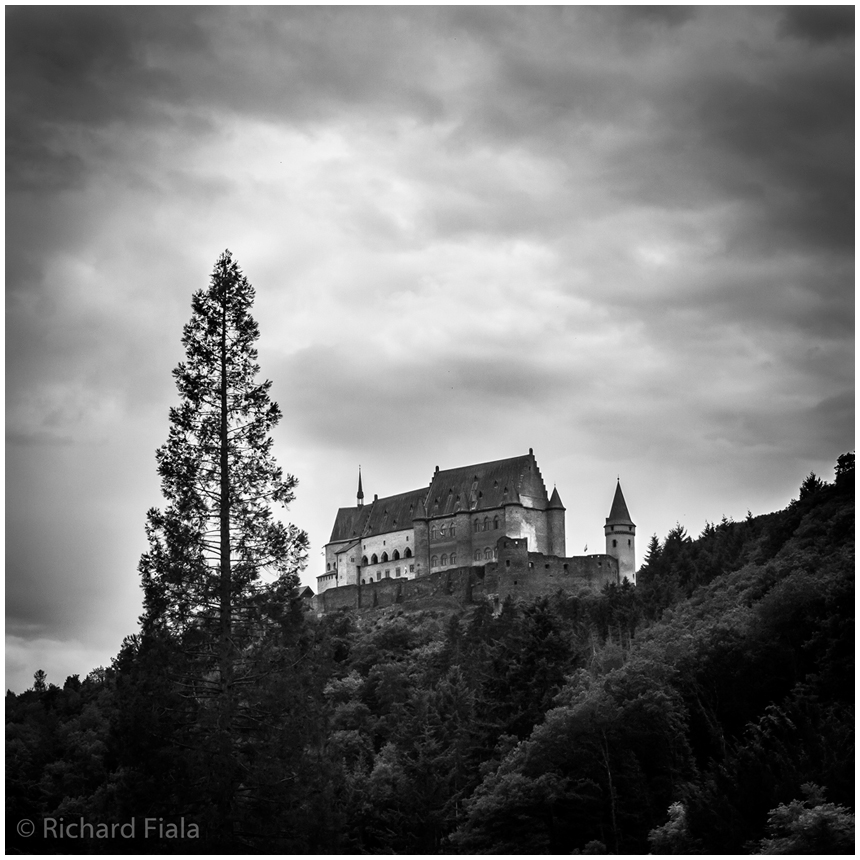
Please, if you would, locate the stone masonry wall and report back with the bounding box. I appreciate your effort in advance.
[313,536,619,615]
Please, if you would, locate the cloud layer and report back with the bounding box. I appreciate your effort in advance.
[6,7,853,691]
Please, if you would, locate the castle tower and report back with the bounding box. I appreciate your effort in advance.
[547,485,566,557]
[357,467,364,507]
[412,496,430,578]
[605,480,636,584]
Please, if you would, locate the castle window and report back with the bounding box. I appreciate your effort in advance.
[473,519,479,533]
[612,540,617,548]
[409,564,414,572]
[382,552,389,562]
[474,549,481,561]
[628,539,631,547]
[483,517,489,531]
[362,556,368,565]
[493,516,499,529]
[505,559,510,567]
[450,524,456,537]
[371,554,378,564]
[484,547,492,560]
[327,563,331,571]
[528,562,534,569]
[563,563,568,571]
[450,553,456,565]
[404,547,412,558]
[439,524,446,537]
[430,525,437,539]
[385,570,390,578]
[396,567,401,577]
[350,557,354,563]
[431,555,438,568]
[393,549,400,560]
[441,553,448,566]
[376,572,381,581]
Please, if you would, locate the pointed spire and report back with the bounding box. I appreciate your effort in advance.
[357,466,364,507]
[548,484,565,510]
[606,480,634,526]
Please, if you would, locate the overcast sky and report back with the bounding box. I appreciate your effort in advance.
[6,6,854,692]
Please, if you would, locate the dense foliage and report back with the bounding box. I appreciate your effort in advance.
[6,455,854,853]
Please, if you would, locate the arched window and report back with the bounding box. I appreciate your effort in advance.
[493,516,499,529]
[441,553,448,566]
[327,563,331,571]
[361,556,368,565]
[430,525,437,539]
[483,517,489,531]
[474,549,481,561]
[450,524,456,537]
[440,523,446,537]
[393,549,400,560]
[371,554,378,564]
[381,552,389,562]
[431,555,438,568]
[484,547,492,560]
[473,519,479,533]
[450,553,457,566]
[404,547,412,558]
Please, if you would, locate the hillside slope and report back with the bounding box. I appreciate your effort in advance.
[5,456,854,854]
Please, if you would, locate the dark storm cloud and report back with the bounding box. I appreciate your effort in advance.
[780,5,854,44]
[5,6,853,691]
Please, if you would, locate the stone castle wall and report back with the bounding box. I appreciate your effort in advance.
[312,536,619,614]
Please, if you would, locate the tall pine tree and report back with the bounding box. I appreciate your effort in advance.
[137,250,307,838]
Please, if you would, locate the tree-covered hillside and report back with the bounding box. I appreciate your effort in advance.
[6,455,854,854]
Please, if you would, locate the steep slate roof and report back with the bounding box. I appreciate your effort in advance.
[328,487,428,542]
[606,481,634,526]
[328,506,372,543]
[328,452,554,544]
[425,451,549,516]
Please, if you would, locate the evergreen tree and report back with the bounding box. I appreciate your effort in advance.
[137,250,307,839]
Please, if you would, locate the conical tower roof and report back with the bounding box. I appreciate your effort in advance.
[357,467,364,506]
[548,485,565,510]
[605,480,634,526]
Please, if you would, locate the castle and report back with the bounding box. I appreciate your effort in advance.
[314,450,636,612]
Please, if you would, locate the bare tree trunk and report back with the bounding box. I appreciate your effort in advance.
[218,291,235,836]
[600,730,619,853]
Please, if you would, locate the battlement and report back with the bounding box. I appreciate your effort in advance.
[312,535,619,614]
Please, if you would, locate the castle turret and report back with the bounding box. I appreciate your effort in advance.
[547,485,566,557]
[605,480,636,584]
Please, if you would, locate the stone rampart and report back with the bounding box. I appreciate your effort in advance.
[312,535,619,615]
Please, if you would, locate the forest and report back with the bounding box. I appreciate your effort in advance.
[6,255,854,854]
[6,453,854,854]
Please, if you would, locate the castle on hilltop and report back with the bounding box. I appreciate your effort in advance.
[314,450,636,612]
